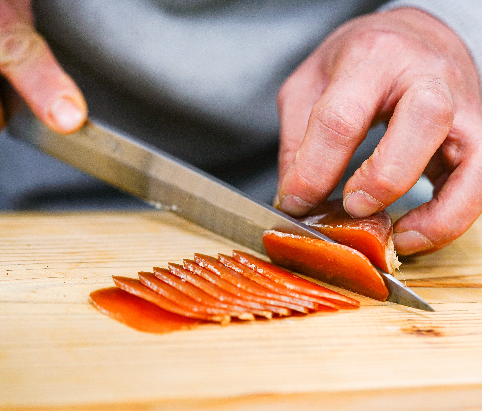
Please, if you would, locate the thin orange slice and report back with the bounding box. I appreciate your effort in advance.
[183,259,292,316]
[153,267,255,320]
[90,287,202,333]
[113,276,229,323]
[194,254,311,313]
[232,250,360,308]
[218,254,339,311]
[167,263,273,319]
[138,272,232,324]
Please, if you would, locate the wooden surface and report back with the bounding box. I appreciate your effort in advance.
[1,210,482,410]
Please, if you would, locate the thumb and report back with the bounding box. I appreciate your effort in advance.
[0,2,87,133]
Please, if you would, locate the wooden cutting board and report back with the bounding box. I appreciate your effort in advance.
[1,210,482,411]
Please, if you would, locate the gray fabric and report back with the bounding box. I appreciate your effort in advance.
[34,0,384,135]
[33,0,386,164]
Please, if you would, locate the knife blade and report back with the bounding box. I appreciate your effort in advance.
[7,107,434,311]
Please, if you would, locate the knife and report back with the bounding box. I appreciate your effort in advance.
[7,107,434,311]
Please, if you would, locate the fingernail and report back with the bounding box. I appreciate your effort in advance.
[344,190,383,218]
[274,194,313,217]
[49,97,85,132]
[393,230,433,255]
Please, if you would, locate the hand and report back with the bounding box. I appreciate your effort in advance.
[0,0,87,133]
[274,7,482,256]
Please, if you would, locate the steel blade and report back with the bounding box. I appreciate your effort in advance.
[384,274,434,311]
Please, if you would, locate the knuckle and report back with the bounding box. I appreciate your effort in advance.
[432,53,460,80]
[0,23,44,72]
[356,149,411,199]
[409,77,454,129]
[373,167,406,197]
[417,196,475,246]
[427,216,465,246]
[342,28,412,65]
[443,224,466,243]
[311,103,363,149]
[286,150,335,202]
[293,165,332,201]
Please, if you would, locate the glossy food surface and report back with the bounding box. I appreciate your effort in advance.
[232,250,360,308]
[263,231,389,301]
[90,251,359,333]
[90,287,203,333]
[300,199,399,273]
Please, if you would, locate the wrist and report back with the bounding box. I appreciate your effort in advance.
[380,7,478,82]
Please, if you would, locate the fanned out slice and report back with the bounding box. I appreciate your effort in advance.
[138,272,232,324]
[112,276,228,323]
[300,199,400,274]
[262,231,389,301]
[194,254,314,313]
[166,263,273,319]
[218,254,339,311]
[153,267,255,321]
[93,250,359,333]
[90,287,202,333]
[183,259,292,316]
[232,250,360,308]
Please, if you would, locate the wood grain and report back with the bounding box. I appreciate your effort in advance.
[1,210,482,410]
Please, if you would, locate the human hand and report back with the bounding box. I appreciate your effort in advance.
[274,7,482,256]
[0,0,87,133]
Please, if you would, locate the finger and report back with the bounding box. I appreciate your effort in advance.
[0,1,87,133]
[277,54,329,186]
[274,61,390,216]
[393,143,482,255]
[343,77,454,218]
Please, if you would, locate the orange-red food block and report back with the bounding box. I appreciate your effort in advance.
[262,231,389,301]
[300,199,399,273]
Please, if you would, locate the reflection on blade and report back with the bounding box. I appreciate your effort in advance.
[383,274,434,311]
